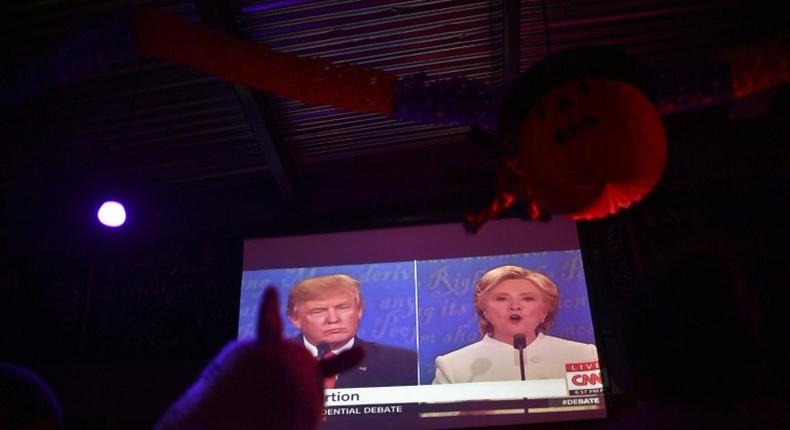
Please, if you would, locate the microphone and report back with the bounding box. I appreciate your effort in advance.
[317,342,338,389]
[513,334,527,381]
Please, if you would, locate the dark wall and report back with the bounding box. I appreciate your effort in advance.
[577,90,790,427]
[0,233,242,429]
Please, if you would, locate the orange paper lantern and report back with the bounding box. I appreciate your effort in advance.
[516,78,667,219]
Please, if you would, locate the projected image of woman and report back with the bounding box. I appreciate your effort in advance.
[432,265,598,383]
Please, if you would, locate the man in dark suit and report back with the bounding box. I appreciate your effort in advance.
[286,274,418,388]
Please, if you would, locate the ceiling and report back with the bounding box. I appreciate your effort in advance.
[0,0,783,249]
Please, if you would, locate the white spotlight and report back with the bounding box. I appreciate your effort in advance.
[97,201,126,227]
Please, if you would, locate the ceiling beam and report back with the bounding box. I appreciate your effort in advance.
[193,0,298,203]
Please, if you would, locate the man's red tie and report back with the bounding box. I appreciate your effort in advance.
[322,351,337,389]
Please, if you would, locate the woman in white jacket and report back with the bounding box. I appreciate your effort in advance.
[432,265,598,384]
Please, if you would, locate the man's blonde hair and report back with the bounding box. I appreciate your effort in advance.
[473,265,560,335]
[286,274,363,316]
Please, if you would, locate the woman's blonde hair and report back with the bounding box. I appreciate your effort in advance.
[473,265,560,335]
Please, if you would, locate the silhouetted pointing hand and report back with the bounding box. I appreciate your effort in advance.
[155,286,364,430]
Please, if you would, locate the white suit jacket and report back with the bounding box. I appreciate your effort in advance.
[433,333,598,384]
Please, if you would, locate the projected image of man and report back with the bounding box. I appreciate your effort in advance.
[287,274,418,388]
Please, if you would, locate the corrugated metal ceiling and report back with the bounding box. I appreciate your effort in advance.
[1,0,765,232]
[2,0,270,193]
[232,0,506,163]
[520,0,742,68]
[229,0,748,167]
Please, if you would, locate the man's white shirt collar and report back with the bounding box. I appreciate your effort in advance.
[302,336,355,357]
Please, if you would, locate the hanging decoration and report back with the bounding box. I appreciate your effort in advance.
[515,79,666,220]
[727,34,790,98]
[133,8,395,116]
[392,73,501,130]
[2,7,788,230]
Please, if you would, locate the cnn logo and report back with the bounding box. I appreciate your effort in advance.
[571,373,603,386]
[565,361,603,395]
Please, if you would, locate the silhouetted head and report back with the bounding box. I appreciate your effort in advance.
[0,363,63,430]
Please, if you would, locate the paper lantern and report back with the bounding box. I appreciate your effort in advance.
[516,78,667,219]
